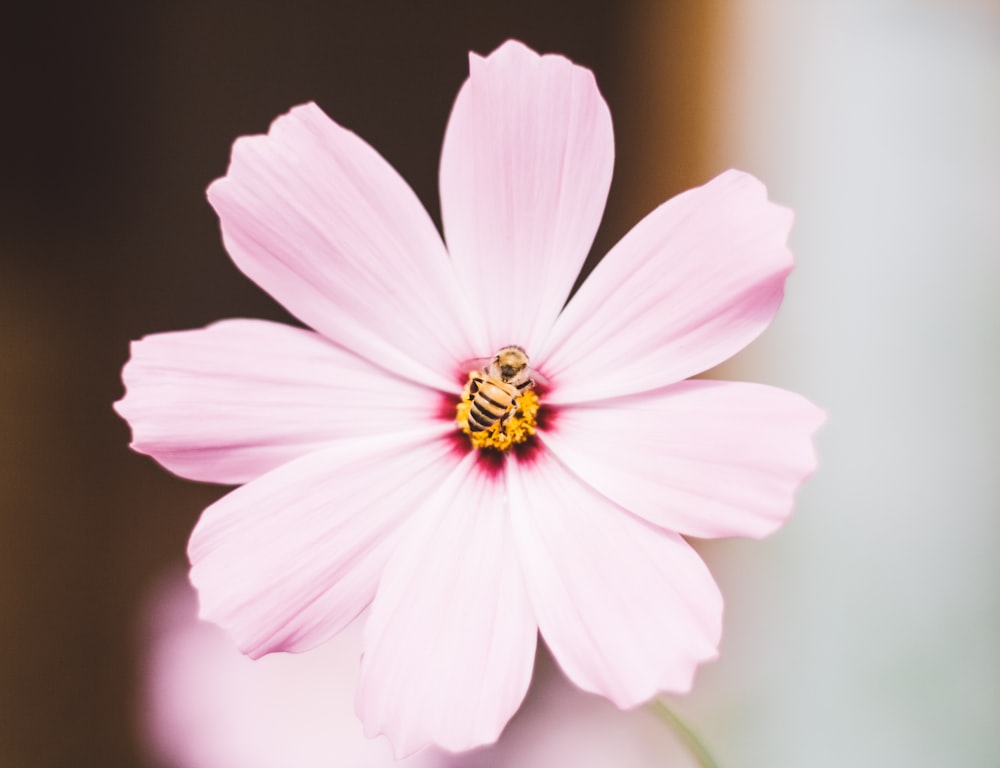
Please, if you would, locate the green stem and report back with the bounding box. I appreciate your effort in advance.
[649,699,720,768]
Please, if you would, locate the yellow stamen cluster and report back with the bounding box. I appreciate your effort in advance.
[456,375,541,452]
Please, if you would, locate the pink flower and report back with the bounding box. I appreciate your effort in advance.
[116,39,824,757]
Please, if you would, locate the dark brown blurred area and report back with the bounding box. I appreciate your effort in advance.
[0,3,718,766]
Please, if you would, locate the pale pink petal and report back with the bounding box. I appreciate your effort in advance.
[357,454,537,757]
[144,576,679,768]
[539,170,794,404]
[115,319,445,485]
[439,39,614,354]
[188,427,456,659]
[143,575,445,768]
[508,453,721,708]
[208,102,482,391]
[540,380,826,539]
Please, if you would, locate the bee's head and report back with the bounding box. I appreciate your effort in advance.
[494,345,528,381]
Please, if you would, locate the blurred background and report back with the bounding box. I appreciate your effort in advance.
[1,1,997,766]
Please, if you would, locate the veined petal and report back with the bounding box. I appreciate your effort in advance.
[508,453,721,708]
[208,102,483,391]
[540,380,826,539]
[188,427,456,659]
[115,319,445,485]
[439,39,614,354]
[540,170,794,404]
[357,453,537,757]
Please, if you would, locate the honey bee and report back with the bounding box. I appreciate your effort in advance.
[465,346,538,433]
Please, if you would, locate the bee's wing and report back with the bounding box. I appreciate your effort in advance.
[458,356,492,374]
[526,366,550,390]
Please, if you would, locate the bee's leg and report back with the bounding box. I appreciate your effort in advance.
[505,379,533,431]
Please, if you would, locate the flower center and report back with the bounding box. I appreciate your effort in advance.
[455,371,541,452]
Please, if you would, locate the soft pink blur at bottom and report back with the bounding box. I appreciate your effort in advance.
[140,572,687,768]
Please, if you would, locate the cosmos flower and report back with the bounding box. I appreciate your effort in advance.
[141,574,685,768]
[116,39,824,757]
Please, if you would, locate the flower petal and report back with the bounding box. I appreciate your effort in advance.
[508,453,721,708]
[540,380,826,539]
[208,102,482,390]
[115,319,446,485]
[357,453,537,757]
[539,170,794,403]
[144,576,445,768]
[439,40,614,354]
[188,427,456,659]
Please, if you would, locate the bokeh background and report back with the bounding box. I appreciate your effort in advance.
[2,1,998,766]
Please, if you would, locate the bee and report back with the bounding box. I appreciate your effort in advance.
[465,346,538,433]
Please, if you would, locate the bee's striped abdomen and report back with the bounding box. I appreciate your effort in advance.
[467,376,516,433]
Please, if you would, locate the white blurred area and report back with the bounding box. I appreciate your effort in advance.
[680,2,1000,766]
